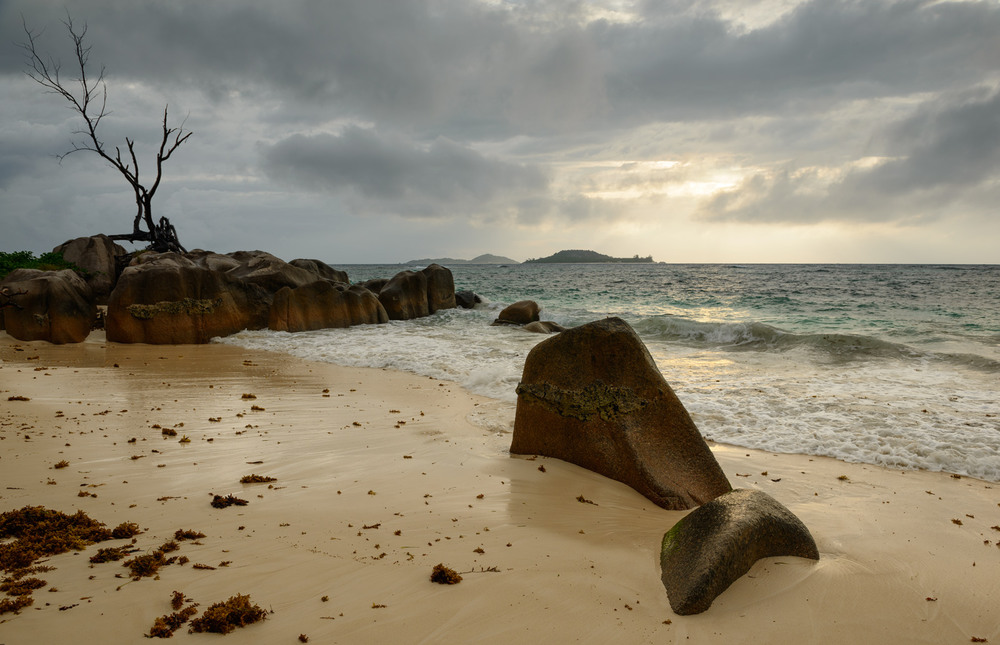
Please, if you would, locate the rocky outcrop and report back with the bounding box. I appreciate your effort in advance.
[358,278,389,295]
[107,263,271,344]
[269,281,388,332]
[0,269,96,344]
[511,317,731,510]
[289,258,349,284]
[455,290,481,309]
[493,300,540,326]
[378,270,429,320]
[52,235,127,304]
[659,489,820,615]
[421,263,456,313]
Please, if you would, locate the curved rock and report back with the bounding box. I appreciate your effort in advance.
[52,235,127,304]
[378,270,429,320]
[455,290,481,309]
[660,488,820,615]
[269,281,387,332]
[107,263,271,344]
[290,258,349,284]
[522,321,565,334]
[511,317,731,510]
[225,250,321,293]
[0,269,96,344]
[421,264,456,313]
[493,300,540,326]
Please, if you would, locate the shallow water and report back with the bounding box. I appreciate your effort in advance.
[218,263,1000,481]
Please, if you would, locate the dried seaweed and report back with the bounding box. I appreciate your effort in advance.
[188,594,267,634]
[123,551,175,579]
[149,604,199,638]
[211,495,249,509]
[430,563,463,585]
[1,577,46,596]
[90,545,133,563]
[0,595,33,614]
[0,506,114,572]
[112,522,141,539]
[174,529,206,541]
[239,474,277,484]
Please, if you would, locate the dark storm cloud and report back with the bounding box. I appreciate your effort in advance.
[262,127,550,218]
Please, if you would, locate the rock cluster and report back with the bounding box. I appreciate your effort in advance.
[2,237,460,344]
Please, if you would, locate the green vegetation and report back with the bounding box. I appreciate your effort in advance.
[523,249,654,264]
[0,251,84,280]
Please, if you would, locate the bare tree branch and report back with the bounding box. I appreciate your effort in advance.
[20,13,192,253]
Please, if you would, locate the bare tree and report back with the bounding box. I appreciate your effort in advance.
[20,14,191,253]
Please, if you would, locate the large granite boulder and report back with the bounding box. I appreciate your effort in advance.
[358,278,389,295]
[225,250,322,293]
[493,300,540,326]
[421,264,456,313]
[269,281,388,332]
[185,249,242,273]
[107,263,271,344]
[52,235,127,304]
[660,488,820,615]
[523,321,565,334]
[290,258,349,284]
[0,269,96,344]
[378,270,430,320]
[511,317,731,510]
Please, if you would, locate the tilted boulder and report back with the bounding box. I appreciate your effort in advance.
[107,263,271,344]
[421,264,456,313]
[660,488,820,615]
[358,278,389,295]
[269,281,388,332]
[378,270,429,320]
[52,235,127,304]
[511,317,731,510]
[0,269,96,344]
[289,258,349,284]
[493,300,540,326]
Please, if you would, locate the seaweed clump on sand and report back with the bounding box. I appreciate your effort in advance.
[174,529,207,541]
[239,474,277,484]
[89,545,134,564]
[0,595,34,615]
[123,550,176,580]
[188,594,267,634]
[211,494,249,509]
[0,506,115,571]
[430,563,463,585]
[148,592,200,638]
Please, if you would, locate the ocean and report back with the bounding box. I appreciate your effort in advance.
[217,264,1000,481]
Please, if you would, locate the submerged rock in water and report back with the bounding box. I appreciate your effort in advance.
[659,488,820,615]
[511,317,731,510]
[492,300,540,326]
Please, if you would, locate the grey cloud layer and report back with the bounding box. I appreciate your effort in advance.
[1,0,998,259]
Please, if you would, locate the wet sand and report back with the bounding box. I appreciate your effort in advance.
[1,332,998,643]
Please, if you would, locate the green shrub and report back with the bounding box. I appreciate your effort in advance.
[0,251,85,280]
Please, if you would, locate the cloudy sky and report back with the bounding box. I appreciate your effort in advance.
[1,0,998,264]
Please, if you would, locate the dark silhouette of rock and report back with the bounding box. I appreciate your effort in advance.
[421,264,456,313]
[511,317,731,510]
[0,269,96,343]
[290,258,349,284]
[522,321,566,334]
[107,262,271,344]
[269,281,387,332]
[493,300,540,326]
[659,488,820,615]
[455,290,481,309]
[52,234,127,304]
[379,270,430,320]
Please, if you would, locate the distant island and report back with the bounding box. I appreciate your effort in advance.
[523,249,654,264]
[405,253,520,265]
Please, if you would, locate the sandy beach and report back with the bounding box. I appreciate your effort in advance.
[1,331,998,644]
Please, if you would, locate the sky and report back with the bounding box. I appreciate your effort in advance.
[1,0,998,264]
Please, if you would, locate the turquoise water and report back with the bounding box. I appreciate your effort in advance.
[219,264,1000,480]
